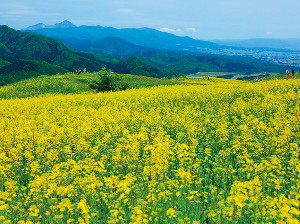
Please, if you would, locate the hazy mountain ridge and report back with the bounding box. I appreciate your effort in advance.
[26,21,300,52]
[24,20,77,30]
[23,23,223,52]
[60,36,150,57]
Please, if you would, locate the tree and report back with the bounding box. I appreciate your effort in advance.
[90,68,130,92]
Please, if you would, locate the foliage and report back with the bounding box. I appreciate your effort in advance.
[0,78,300,223]
[0,60,11,70]
[114,57,170,78]
[89,68,127,92]
[135,51,284,75]
[0,60,68,85]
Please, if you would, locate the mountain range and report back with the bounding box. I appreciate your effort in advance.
[25,21,300,52]
[23,21,223,53]
[25,20,77,30]
[24,22,285,73]
[0,23,286,85]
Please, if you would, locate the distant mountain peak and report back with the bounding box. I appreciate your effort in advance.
[23,20,76,30]
[53,20,76,28]
[24,23,47,30]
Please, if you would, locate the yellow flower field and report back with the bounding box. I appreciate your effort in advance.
[0,78,299,223]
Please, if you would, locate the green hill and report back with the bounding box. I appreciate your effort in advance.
[61,37,149,56]
[136,51,284,74]
[114,57,171,78]
[0,72,182,99]
[0,42,11,54]
[0,25,109,71]
[57,36,284,75]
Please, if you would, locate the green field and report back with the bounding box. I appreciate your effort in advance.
[0,72,182,100]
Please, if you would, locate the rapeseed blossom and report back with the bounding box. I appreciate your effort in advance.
[0,78,299,223]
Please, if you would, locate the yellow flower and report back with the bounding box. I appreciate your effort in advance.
[166,208,176,218]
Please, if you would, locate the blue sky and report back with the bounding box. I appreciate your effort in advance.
[1,0,300,40]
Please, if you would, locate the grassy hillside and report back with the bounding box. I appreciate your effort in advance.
[0,78,299,223]
[0,72,182,99]
[1,71,295,100]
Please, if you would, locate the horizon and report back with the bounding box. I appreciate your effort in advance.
[13,20,300,42]
[1,0,300,40]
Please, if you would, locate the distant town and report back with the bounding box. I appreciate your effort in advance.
[198,47,300,68]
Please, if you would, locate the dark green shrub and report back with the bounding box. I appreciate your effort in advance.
[90,68,130,92]
[119,82,130,91]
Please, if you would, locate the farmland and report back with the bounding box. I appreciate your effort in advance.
[0,77,299,223]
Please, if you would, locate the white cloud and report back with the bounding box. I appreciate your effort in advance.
[266,31,273,35]
[0,4,38,16]
[8,9,37,16]
[187,27,197,32]
[158,27,182,34]
[117,8,135,14]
